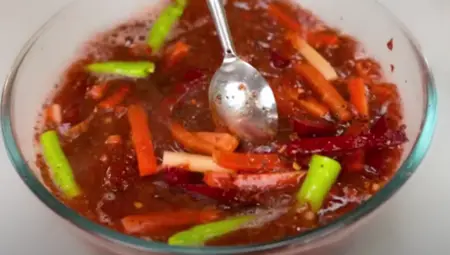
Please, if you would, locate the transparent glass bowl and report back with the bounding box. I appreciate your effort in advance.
[1,0,437,254]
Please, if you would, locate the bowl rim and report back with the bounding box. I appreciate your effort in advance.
[1,0,437,254]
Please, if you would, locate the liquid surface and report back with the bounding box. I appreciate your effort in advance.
[35,0,404,246]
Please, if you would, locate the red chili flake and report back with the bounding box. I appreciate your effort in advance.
[390,64,395,72]
[386,38,394,51]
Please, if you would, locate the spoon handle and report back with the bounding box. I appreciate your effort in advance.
[206,0,237,58]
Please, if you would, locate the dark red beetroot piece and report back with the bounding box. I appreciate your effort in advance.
[286,119,407,155]
[363,115,398,177]
[291,118,336,137]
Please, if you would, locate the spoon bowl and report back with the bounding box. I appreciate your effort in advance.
[209,56,278,142]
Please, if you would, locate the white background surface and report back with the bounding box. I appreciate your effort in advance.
[0,0,448,254]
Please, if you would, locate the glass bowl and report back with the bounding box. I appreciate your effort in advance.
[1,0,437,254]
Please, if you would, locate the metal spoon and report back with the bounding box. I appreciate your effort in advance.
[206,0,278,142]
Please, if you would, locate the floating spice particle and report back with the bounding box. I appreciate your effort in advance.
[303,210,316,221]
[293,162,301,171]
[100,154,108,162]
[289,132,299,141]
[387,38,393,51]
[103,117,113,124]
[278,144,287,153]
[238,83,246,90]
[134,201,144,209]
[371,183,380,192]
[390,64,395,72]
[105,135,122,144]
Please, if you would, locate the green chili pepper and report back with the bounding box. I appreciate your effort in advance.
[147,0,187,52]
[168,215,254,246]
[40,130,81,198]
[86,61,155,78]
[296,154,341,212]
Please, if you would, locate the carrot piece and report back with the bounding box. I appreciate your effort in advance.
[98,85,130,110]
[294,63,351,122]
[212,151,285,171]
[121,209,221,234]
[308,32,339,47]
[204,171,306,191]
[286,32,338,81]
[295,97,330,119]
[348,78,369,118]
[170,122,216,155]
[127,104,157,176]
[195,132,239,152]
[165,41,190,68]
[267,3,302,32]
[203,172,234,189]
[87,83,109,100]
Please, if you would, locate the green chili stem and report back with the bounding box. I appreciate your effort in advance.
[40,130,81,198]
[168,215,254,246]
[147,0,187,52]
[296,154,342,212]
[86,61,155,78]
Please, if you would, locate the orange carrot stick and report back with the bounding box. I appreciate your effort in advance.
[121,209,221,234]
[170,122,216,155]
[195,132,239,152]
[87,83,109,100]
[98,85,129,110]
[267,3,302,32]
[128,104,157,176]
[294,63,352,122]
[295,97,330,119]
[165,41,190,68]
[213,151,285,171]
[348,78,369,119]
[204,171,306,191]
